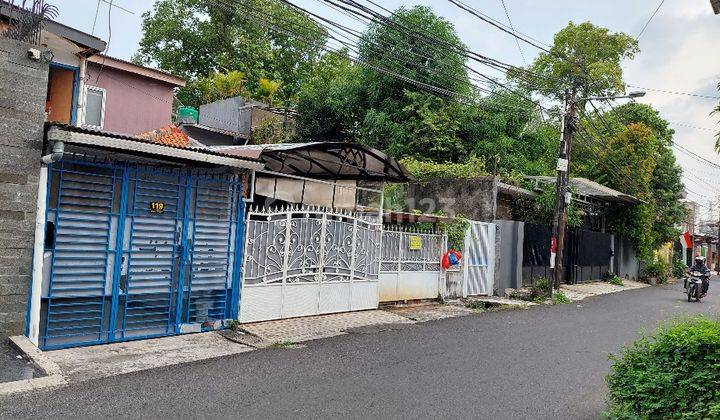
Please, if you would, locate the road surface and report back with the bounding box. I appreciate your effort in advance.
[1,279,718,419]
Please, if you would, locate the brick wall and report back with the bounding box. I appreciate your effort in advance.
[0,38,49,338]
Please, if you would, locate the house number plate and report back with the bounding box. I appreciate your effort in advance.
[149,201,166,214]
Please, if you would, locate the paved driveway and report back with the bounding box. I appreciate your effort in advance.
[1,279,718,419]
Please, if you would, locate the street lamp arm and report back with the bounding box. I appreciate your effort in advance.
[576,91,646,102]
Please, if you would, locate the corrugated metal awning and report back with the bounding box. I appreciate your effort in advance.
[46,125,263,170]
[526,176,644,205]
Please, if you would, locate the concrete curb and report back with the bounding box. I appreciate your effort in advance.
[0,336,66,396]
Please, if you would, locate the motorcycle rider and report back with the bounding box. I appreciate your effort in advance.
[689,255,711,295]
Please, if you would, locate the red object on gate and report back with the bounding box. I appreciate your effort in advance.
[550,236,557,254]
[441,250,463,270]
[442,253,451,270]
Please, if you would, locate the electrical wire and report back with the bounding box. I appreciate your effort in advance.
[91,0,101,35]
[498,0,527,65]
[637,0,666,40]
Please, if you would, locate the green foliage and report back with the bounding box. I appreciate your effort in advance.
[552,291,571,304]
[270,340,295,349]
[399,156,487,183]
[515,21,639,101]
[603,103,686,251]
[509,277,552,302]
[438,215,470,251]
[515,184,582,227]
[294,51,362,143]
[577,106,686,259]
[294,6,556,173]
[603,271,624,286]
[192,71,248,105]
[606,316,720,419]
[383,183,407,212]
[252,117,290,144]
[135,0,327,107]
[672,257,687,279]
[643,259,669,282]
[358,6,469,97]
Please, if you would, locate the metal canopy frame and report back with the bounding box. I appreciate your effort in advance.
[212,142,414,183]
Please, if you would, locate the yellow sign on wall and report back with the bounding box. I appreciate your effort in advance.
[409,235,423,250]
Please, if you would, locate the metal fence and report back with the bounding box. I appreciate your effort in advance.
[380,227,444,272]
[240,206,382,322]
[379,227,445,302]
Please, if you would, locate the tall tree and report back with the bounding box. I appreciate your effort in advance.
[134,0,327,106]
[515,21,639,101]
[295,5,556,171]
[576,103,687,258]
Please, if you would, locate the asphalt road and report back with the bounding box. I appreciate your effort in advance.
[1,279,719,420]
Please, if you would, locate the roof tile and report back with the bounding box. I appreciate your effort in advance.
[136,125,190,148]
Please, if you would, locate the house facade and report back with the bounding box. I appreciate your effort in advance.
[82,55,185,135]
[0,4,184,338]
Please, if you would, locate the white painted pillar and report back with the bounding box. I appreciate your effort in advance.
[75,56,87,127]
[28,166,48,346]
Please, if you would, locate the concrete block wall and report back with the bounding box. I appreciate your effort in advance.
[0,37,48,338]
[406,177,498,221]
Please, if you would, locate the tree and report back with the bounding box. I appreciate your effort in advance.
[576,104,687,259]
[515,21,639,101]
[604,103,686,247]
[295,5,556,172]
[134,0,327,106]
[294,51,364,143]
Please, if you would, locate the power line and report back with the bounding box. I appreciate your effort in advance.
[498,0,527,65]
[269,0,552,111]
[99,0,134,15]
[672,142,720,170]
[627,84,720,100]
[670,122,718,133]
[637,0,666,40]
[91,0,101,35]
[446,0,551,53]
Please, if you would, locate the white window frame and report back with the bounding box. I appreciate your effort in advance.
[82,85,106,129]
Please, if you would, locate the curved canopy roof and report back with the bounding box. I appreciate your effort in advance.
[212,142,414,183]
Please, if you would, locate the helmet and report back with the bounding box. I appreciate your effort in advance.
[695,255,706,266]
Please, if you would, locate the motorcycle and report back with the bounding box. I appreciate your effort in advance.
[684,271,708,302]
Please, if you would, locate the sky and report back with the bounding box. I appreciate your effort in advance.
[51,0,720,222]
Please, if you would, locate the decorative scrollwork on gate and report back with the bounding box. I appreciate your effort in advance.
[243,206,382,286]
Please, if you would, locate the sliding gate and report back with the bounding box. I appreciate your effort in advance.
[240,206,382,323]
[40,160,244,349]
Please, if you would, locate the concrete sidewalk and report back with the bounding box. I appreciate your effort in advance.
[240,310,414,344]
[43,332,253,383]
[559,279,649,301]
[6,279,653,393]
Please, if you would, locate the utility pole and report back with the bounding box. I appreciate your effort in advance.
[550,64,580,291]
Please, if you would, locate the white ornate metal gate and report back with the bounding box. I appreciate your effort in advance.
[239,206,382,323]
[379,228,445,302]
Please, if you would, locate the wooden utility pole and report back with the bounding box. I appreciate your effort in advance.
[550,65,580,291]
